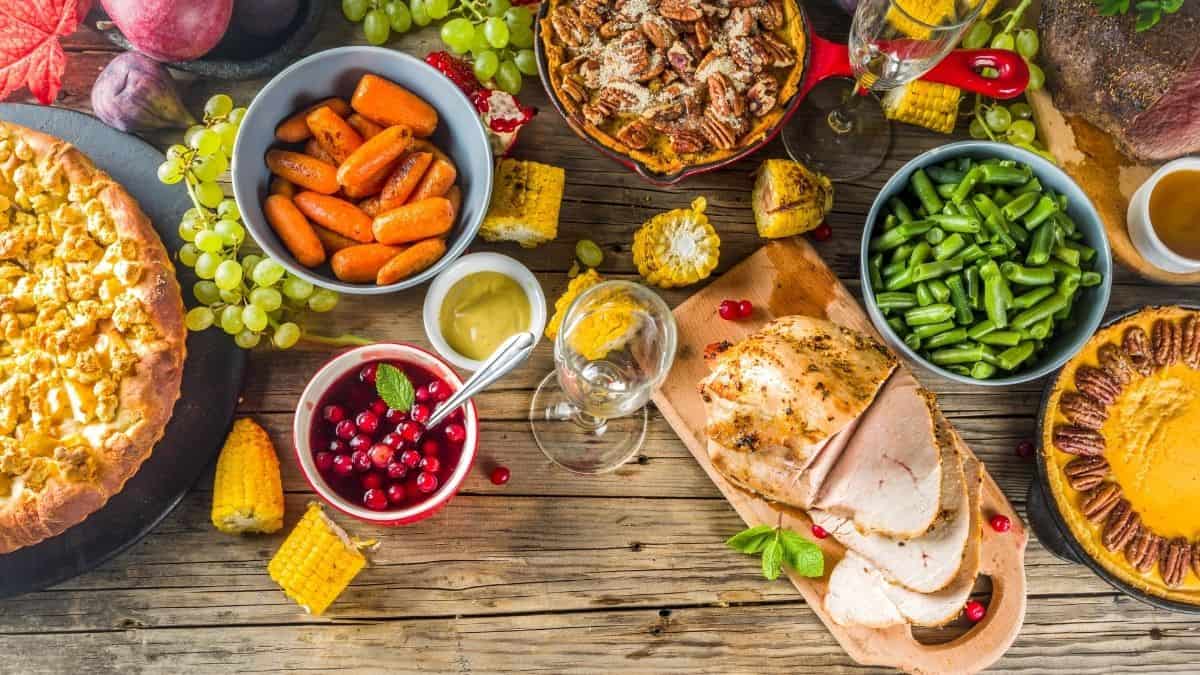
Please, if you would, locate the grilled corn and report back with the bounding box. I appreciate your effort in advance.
[632,197,720,288]
[751,159,834,239]
[211,418,284,535]
[268,504,367,616]
[565,285,642,361]
[881,81,961,134]
[480,158,565,248]
[546,268,603,340]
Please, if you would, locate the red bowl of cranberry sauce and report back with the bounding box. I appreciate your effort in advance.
[294,344,479,525]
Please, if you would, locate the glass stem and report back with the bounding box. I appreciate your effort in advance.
[826,83,871,135]
[544,399,610,434]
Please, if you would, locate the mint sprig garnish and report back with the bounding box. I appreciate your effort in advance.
[375,363,414,412]
[726,525,824,581]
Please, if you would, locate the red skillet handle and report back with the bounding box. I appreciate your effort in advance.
[922,49,1029,99]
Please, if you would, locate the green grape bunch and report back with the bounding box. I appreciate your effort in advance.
[158,94,342,351]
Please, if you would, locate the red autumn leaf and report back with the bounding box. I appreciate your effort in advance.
[0,0,90,104]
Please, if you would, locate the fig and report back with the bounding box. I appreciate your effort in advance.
[91,52,197,133]
[100,0,233,62]
[235,0,301,38]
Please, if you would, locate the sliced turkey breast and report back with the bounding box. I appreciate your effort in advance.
[813,370,943,537]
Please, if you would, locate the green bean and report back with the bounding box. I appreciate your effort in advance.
[1002,191,1039,220]
[926,165,966,184]
[1012,285,1055,310]
[883,214,899,231]
[979,163,1032,185]
[948,365,973,376]
[967,319,999,340]
[951,166,984,204]
[892,243,916,265]
[992,187,1014,206]
[956,157,974,172]
[970,361,997,379]
[905,304,956,326]
[978,330,1022,347]
[1006,218,1030,247]
[927,214,982,234]
[912,258,964,283]
[1080,271,1103,287]
[1052,245,1081,267]
[1001,261,1056,285]
[1054,295,1073,321]
[973,194,1019,249]
[996,341,1036,370]
[1056,192,1069,210]
[1026,221,1054,266]
[911,169,944,214]
[925,327,968,349]
[916,282,935,306]
[882,260,906,278]
[904,332,922,351]
[887,317,906,335]
[965,266,982,309]
[1012,176,1043,196]
[936,182,957,199]
[869,253,884,289]
[876,291,918,311]
[909,241,933,268]
[1012,291,1070,329]
[928,279,951,303]
[1064,239,1096,262]
[1052,210,1078,236]
[957,244,988,265]
[1022,195,1059,229]
[942,202,959,216]
[884,265,917,291]
[889,197,914,224]
[979,260,1008,328]
[930,343,989,366]
[945,275,974,325]
[913,321,956,339]
[1029,316,1053,340]
[1058,273,1081,298]
[934,233,966,261]
[925,226,947,245]
[870,220,933,252]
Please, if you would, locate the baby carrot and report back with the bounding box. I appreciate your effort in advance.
[275,98,351,143]
[303,138,338,166]
[269,176,295,197]
[351,74,438,137]
[372,197,454,245]
[444,185,462,221]
[313,224,359,254]
[358,195,383,218]
[306,105,363,165]
[293,191,375,243]
[341,159,395,200]
[263,195,326,267]
[346,113,385,140]
[411,139,454,168]
[266,150,338,194]
[377,238,446,285]
[336,125,413,196]
[409,158,457,202]
[331,243,404,283]
[378,151,432,210]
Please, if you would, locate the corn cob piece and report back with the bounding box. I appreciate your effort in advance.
[546,268,603,340]
[632,197,720,288]
[565,285,642,361]
[887,0,954,38]
[480,158,565,248]
[211,418,284,535]
[268,504,367,616]
[751,159,834,239]
[881,81,962,134]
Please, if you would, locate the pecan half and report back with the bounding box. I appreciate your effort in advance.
[659,0,703,22]
[1193,542,1200,578]
[1102,499,1139,552]
[576,0,606,29]
[756,33,795,67]
[600,19,633,39]
[699,0,730,18]
[754,0,785,29]
[560,76,589,106]
[700,111,740,150]
[724,7,756,36]
[1053,424,1105,456]
[1080,481,1121,521]
[641,15,678,50]
[1066,457,1111,493]
[1125,527,1163,573]
[1152,318,1181,367]
[729,35,769,73]
[671,128,708,154]
[1098,343,1134,386]
[696,17,717,50]
[613,0,644,21]
[707,73,745,119]
[746,75,779,117]
[1183,314,1200,369]
[581,102,610,126]
[551,7,590,48]
[1161,538,1191,587]
[615,119,653,149]
[1123,326,1154,375]
[1060,391,1108,430]
[1075,366,1121,405]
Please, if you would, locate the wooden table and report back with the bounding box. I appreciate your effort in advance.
[9,4,1200,672]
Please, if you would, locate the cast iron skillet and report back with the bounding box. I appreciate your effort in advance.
[0,104,245,598]
[1029,303,1200,614]
[534,0,1030,185]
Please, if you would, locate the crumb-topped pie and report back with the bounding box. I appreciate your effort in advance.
[540,0,806,175]
[0,122,186,553]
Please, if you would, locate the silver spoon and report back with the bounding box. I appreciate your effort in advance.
[425,331,537,430]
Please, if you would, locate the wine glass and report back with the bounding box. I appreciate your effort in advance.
[529,281,677,474]
[783,0,987,181]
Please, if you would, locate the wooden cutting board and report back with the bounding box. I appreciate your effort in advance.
[650,238,1028,674]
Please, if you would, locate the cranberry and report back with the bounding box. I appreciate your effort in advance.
[381,432,404,449]
[348,433,373,453]
[964,600,986,622]
[334,419,357,440]
[419,456,441,473]
[355,411,380,435]
[811,222,833,242]
[370,398,389,416]
[718,299,739,320]
[386,461,408,480]
[1015,440,1034,459]
[427,380,451,401]
[402,422,423,443]
[314,451,334,472]
[410,403,430,424]
[361,473,383,490]
[386,483,406,504]
[415,386,432,403]
[322,405,346,424]
[490,466,511,485]
[989,514,1012,533]
[332,453,355,476]
[415,471,439,493]
[811,524,829,539]
[385,408,408,424]
[328,439,348,454]
[444,423,466,444]
[350,450,372,472]
[400,449,422,468]
[363,488,388,511]
[420,436,439,454]
[359,363,378,384]
[737,299,753,318]
[369,443,394,469]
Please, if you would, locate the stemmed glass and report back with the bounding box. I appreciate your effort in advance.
[529,281,677,474]
[783,0,987,181]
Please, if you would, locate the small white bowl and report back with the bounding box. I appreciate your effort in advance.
[1127,157,1200,274]
[423,253,546,371]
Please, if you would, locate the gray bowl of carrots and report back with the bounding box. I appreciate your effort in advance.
[231,46,493,295]
[860,141,1112,386]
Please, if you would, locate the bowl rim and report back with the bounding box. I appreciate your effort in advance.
[859,140,1113,387]
[421,252,547,371]
[293,342,479,525]
[232,45,493,295]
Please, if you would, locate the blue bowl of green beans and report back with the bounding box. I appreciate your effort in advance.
[861,141,1112,386]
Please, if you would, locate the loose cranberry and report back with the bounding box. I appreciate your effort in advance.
[350,450,372,472]
[415,386,432,403]
[419,456,441,473]
[811,222,833,242]
[359,363,378,384]
[355,411,380,435]
[401,422,423,443]
[737,299,753,318]
[427,380,451,401]
[990,514,1012,533]
[322,405,346,424]
[328,439,348,454]
[386,483,406,504]
[370,398,388,416]
[490,466,511,485]
[386,461,408,480]
[385,408,408,424]
[314,451,334,472]
[964,600,986,622]
[363,488,388,510]
[400,449,422,468]
[718,299,739,320]
[415,471,439,493]
[811,524,829,539]
[361,473,383,490]
[369,443,394,469]
[332,454,355,476]
[444,423,466,444]
[1015,440,1034,459]
[348,433,373,453]
[381,432,404,449]
[410,403,430,424]
[334,419,357,440]
[421,438,441,456]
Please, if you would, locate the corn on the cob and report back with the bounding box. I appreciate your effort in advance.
[268,504,367,616]
[565,286,642,361]
[881,81,962,134]
[751,159,834,239]
[632,197,720,288]
[546,268,603,340]
[211,418,284,535]
[480,158,565,248]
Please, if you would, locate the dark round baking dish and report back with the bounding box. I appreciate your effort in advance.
[1029,303,1200,614]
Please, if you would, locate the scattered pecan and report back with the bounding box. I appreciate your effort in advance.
[613,0,644,21]
[600,19,633,39]
[581,102,610,126]
[1125,527,1163,573]
[1053,424,1105,456]
[756,33,796,67]
[1152,318,1181,367]
[694,17,715,50]
[1123,326,1154,375]
[1066,457,1111,493]
[746,75,779,117]
[753,0,785,30]
[671,128,708,154]
[615,119,653,149]
[730,35,769,73]
[1102,499,1140,552]
[725,7,756,36]
[560,75,589,105]
[700,111,739,150]
[576,0,606,29]
[1059,391,1108,430]
[641,15,678,50]
[551,6,590,48]
[1183,314,1200,369]
[700,0,730,18]
[1098,343,1134,386]
[1161,538,1191,587]
[659,0,703,22]
[594,84,642,116]
[642,99,684,124]
[1075,366,1121,405]
[707,73,745,119]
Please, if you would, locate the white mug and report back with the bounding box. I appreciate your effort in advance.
[1127,157,1200,274]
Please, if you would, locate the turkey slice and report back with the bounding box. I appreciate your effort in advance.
[813,370,942,537]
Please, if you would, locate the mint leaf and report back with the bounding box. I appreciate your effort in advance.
[779,531,825,578]
[725,525,776,554]
[375,363,414,412]
[761,539,783,581]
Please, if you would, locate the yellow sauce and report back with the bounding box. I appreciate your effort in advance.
[1149,170,1200,260]
[439,271,530,361]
